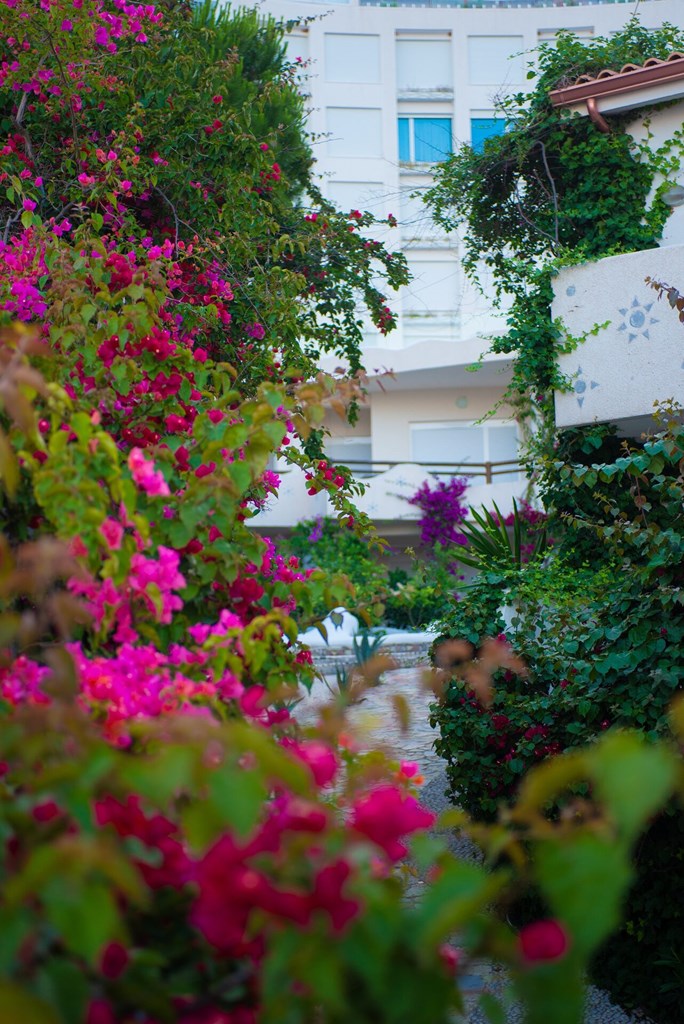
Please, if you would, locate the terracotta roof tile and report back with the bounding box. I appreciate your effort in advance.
[574,52,684,87]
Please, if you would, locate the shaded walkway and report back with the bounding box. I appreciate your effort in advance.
[298,665,650,1024]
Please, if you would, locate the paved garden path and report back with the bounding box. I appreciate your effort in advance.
[297,664,651,1024]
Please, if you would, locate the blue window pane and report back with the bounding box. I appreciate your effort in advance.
[398,118,410,161]
[470,118,506,154]
[414,118,452,163]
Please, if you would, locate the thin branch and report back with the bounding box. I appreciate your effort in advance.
[2,211,22,245]
[512,181,559,248]
[533,139,559,246]
[12,49,49,170]
[47,36,79,151]
[154,187,180,247]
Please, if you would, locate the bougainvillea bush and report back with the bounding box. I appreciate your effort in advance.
[0,2,682,1022]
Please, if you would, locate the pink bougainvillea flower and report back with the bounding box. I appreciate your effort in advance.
[99,517,124,550]
[283,739,338,788]
[128,447,170,496]
[518,919,570,964]
[350,784,435,861]
[95,795,193,889]
[310,859,360,931]
[439,944,461,976]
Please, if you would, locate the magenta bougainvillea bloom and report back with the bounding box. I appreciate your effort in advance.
[518,919,570,963]
[350,784,436,860]
[408,477,469,550]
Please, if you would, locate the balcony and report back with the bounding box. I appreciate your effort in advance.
[249,459,525,531]
[553,244,684,435]
[360,0,641,7]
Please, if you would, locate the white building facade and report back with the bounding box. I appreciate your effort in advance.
[251,0,682,539]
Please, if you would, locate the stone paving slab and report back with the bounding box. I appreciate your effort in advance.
[310,641,433,676]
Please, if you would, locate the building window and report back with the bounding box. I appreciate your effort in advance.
[402,257,458,314]
[325,437,373,475]
[396,37,452,94]
[285,32,309,66]
[470,117,506,153]
[325,34,380,84]
[327,181,385,216]
[398,117,452,163]
[467,36,524,86]
[537,27,593,48]
[327,108,383,158]
[399,185,443,243]
[410,421,519,480]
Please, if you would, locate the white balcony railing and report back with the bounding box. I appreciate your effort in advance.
[250,459,525,530]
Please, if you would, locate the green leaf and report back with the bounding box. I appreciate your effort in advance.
[514,751,586,814]
[412,860,507,949]
[478,992,506,1024]
[513,955,585,1024]
[35,958,89,1024]
[120,746,196,806]
[43,877,121,964]
[588,731,677,841]
[534,833,633,957]
[207,765,268,838]
[0,983,60,1024]
[0,906,32,973]
[80,304,97,325]
[0,428,19,499]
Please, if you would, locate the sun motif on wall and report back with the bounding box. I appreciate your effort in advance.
[617,296,658,342]
[573,366,599,409]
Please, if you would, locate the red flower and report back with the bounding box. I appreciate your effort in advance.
[32,799,61,823]
[311,859,360,931]
[439,943,461,976]
[100,941,129,979]
[192,835,310,955]
[86,999,116,1024]
[518,919,570,964]
[95,795,193,889]
[284,739,338,788]
[350,785,435,860]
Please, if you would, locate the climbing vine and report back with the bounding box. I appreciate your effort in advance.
[425,18,684,427]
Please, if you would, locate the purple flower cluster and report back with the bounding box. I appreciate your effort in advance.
[408,477,469,550]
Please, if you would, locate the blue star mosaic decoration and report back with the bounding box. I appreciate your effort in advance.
[617,296,658,342]
[573,366,600,409]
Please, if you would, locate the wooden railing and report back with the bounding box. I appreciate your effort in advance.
[360,0,629,7]
[332,459,522,485]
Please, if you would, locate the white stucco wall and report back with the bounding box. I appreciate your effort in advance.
[369,387,514,462]
[627,104,684,248]
[553,244,684,430]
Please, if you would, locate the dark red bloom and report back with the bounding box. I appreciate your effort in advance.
[310,859,360,931]
[94,795,193,888]
[350,785,435,860]
[518,919,570,964]
[86,999,116,1024]
[100,940,129,979]
[32,799,61,823]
